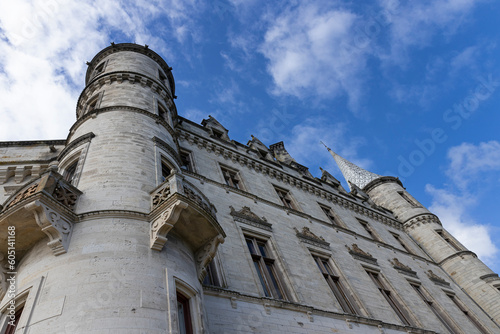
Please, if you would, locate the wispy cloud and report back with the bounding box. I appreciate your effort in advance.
[258,3,369,111]
[426,141,500,268]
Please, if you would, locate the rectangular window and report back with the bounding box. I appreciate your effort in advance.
[202,260,221,287]
[446,294,489,334]
[410,283,458,333]
[245,236,288,300]
[274,186,298,210]
[211,129,224,139]
[177,292,193,334]
[221,166,243,190]
[366,270,413,326]
[398,191,418,207]
[436,230,461,252]
[312,255,360,314]
[4,305,24,334]
[390,232,413,254]
[161,157,172,182]
[180,150,193,172]
[357,219,382,242]
[319,204,341,227]
[63,160,78,185]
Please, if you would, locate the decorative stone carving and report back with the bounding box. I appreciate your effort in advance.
[390,258,417,277]
[230,206,272,231]
[347,244,377,264]
[150,200,188,251]
[295,227,330,250]
[25,201,73,256]
[7,183,39,209]
[404,214,441,230]
[152,183,171,209]
[196,235,225,282]
[426,270,450,286]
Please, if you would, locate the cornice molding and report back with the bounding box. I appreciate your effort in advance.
[404,213,441,230]
[177,129,402,231]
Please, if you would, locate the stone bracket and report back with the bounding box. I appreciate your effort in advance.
[150,200,188,251]
[196,234,225,282]
[25,200,73,256]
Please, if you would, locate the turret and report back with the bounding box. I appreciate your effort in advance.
[61,43,180,213]
[326,145,500,324]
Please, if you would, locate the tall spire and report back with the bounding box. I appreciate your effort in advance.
[321,142,381,190]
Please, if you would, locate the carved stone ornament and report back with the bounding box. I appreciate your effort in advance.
[426,270,450,286]
[195,234,225,282]
[346,244,377,264]
[25,200,73,256]
[390,258,417,277]
[150,200,188,251]
[230,206,272,231]
[295,227,330,250]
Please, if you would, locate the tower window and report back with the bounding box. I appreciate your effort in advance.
[410,283,458,334]
[245,236,288,300]
[220,166,243,190]
[274,186,298,210]
[179,150,193,172]
[177,292,193,334]
[63,160,78,185]
[446,293,489,334]
[158,103,167,120]
[159,70,167,85]
[4,305,24,334]
[211,129,224,139]
[357,219,382,242]
[202,259,222,287]
[94,62,105,74]
[398,191,418,207]
[436,230,462,252]
[160,157,172,182]
[366,270,413,326]
[312,255,360,315]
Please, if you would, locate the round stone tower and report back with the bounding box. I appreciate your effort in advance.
[326,146,500,325]
[0,43,224,333]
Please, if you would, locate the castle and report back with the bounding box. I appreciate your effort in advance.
[0,43,498,333]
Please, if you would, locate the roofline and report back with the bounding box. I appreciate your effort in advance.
[0,140,66,147]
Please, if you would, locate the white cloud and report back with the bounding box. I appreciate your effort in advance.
[426,184,498,266]
[259,3,368,111]
[426,141,500,268]
[0,0,203,141]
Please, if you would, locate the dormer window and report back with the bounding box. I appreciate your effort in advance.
[95,62,105,74]
[212,129,224,139]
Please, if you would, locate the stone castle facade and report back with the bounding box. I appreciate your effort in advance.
[0,43,498,333]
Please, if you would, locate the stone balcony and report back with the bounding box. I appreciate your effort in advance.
[150,172,225,281]
[0,171,82,260]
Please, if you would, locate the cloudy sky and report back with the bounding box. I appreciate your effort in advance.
[1,0,499,273]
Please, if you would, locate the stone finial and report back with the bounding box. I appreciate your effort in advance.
[269,141,296,165]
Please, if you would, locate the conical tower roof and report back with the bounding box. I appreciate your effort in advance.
[322,142,381,190]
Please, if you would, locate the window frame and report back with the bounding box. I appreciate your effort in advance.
[179,150,194,173]
[357,218,382,242]
[436,229,462,252]
[318,204,343,227]
[365,269,413,326]
[219,165,244,190]
[446,293,490,334]
[390,232,414,254]
[244,234,289,300]
[273,186,299,211]
[311,253,361,315]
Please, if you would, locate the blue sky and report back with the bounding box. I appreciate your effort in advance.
[0,0,499,273]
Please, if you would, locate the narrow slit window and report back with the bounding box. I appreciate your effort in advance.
[63,160,78,185]
[436,230,461,252]
[179,151,193,172]
[160,158,172,182]
[202,260,221,287]
[4,305,24,334]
